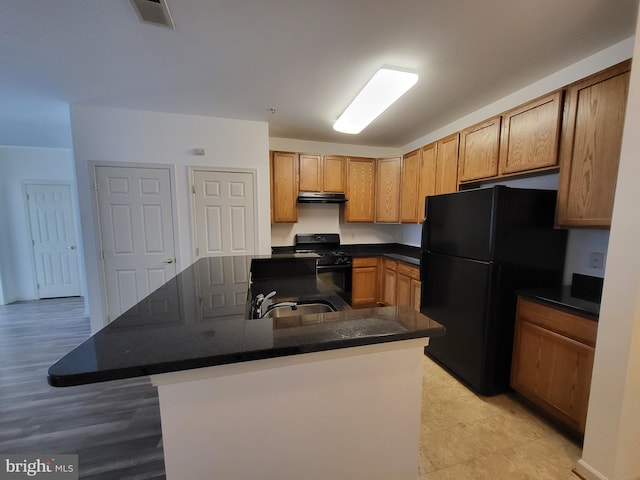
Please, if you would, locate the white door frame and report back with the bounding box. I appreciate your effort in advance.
[22,180,82,299]
[188,166,259,259]
[89,161,180,322]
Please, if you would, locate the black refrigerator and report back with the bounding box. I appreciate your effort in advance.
[420,186,567,395]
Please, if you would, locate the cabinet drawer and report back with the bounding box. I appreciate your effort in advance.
[384,258,398,271]
[397,262,420,280]
[352,257,378,268]
[517,298,597,347]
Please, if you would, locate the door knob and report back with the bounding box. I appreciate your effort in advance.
[163,258,175,264]
[66,245,76,250]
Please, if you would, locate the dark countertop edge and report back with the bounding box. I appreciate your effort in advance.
[518,288,600,320]
[271,243,421,265]
[47,328,444,387]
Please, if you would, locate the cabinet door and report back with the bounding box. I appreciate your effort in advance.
[271,151,298,223]
[458,117,501,182]
[418,142,437,220]
[323,155,346,193]
[344,158,376,222]
[411,279,421,312]
[396,272,412,307]
[351,257,379,306]
[382,259,397,306]
[400,150,421,223]
[298,154,322,192]
[375,157,401,223]
[556,60,631,228]
[499,91,563,175]
[511,318,595,434]
[435,133,459,195]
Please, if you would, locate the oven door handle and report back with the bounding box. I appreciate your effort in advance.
[316,264,352,272]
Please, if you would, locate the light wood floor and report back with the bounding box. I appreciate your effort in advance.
[0,297,582,479]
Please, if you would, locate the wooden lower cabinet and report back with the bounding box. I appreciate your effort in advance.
[382,259,397,306]
[396,263,420,311]
[351,256,422,312]
[411,278,421,312]
[511,297,597,435]
[351,257,379,307]
[381,260,421,312]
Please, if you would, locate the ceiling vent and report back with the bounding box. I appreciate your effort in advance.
[130,0,175,29]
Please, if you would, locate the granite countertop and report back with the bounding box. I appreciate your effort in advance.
[272,242,421,266]
[518,286,600,320]
[48,255,444,387]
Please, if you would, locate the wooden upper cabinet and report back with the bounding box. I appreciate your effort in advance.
[556,60,631,228]
[499,91,563,176]
[435,133,459,195]
[458,116,501,182]
[322,155,346,193]
[344,157,376,222]
[375,157,401,223]
[418,142,437,219]
[270,151,298,223]
[299,154,346,193]
[400,149,421,223]
[298,154,322,192]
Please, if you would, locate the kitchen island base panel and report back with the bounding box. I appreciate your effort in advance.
[151,338,428,480]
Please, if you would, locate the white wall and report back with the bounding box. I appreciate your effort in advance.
[404,37,635,152]
[271,204,400,247]
[0,146,79,304]
[576,11,640,480]
[269,138,400,159]
[70,106,270,332]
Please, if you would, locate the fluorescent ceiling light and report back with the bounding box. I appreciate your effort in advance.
[333,68,419,134]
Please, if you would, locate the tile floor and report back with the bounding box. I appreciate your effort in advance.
[419,357,583,479]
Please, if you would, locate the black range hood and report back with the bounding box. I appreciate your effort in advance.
[297,192,348,204]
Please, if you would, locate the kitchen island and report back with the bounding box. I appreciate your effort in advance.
[48,256,444,480]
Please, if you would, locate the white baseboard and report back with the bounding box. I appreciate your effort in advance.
[574,459,609,480]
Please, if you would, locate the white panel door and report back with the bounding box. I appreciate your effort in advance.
[25,183,81,298]
[195,256,250,320]
[95,166,177,321]
[192,170,256,257]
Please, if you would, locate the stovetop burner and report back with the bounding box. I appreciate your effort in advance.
[294,233,352,267]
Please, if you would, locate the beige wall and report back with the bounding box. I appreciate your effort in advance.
[576,14,640,480]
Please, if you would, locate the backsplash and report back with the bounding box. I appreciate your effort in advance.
[270,203,399,246]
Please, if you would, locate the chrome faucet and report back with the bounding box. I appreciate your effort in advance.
[251,291,276,318]
[260,301,298,318]
[251,291,299,318]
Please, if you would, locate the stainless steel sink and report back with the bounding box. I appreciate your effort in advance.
[262,300,337,318]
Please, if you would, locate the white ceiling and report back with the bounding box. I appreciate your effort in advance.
[0,0,638,149]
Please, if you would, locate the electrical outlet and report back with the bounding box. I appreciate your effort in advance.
[589,252,604,270]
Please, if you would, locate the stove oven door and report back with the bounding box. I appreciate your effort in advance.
[316,264,352,303]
